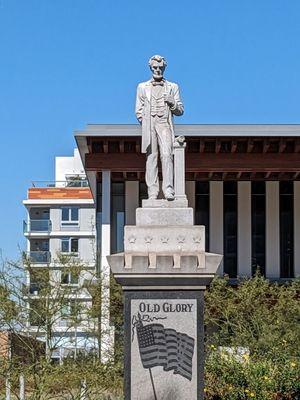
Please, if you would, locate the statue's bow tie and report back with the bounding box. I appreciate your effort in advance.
[151,80,164,86]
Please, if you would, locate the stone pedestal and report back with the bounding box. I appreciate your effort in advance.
[107,198,222,400]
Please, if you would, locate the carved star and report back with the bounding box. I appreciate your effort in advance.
[193,236,201,244]
[144,236,153,244]
[177,235,185,243]
[161,236,169,244]
[128,236,136,244]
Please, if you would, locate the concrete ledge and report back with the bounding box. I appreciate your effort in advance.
[107,252,222,276]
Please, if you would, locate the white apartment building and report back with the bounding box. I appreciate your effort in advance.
[23,149,97,361]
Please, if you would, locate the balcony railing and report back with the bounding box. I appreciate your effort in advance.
[26,251,51,264]
[23,220,52,233]
[31,179,89,188]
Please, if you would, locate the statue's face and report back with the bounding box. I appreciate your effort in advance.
[150,60,165,80]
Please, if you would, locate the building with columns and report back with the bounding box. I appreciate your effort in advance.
[75,124,300,284]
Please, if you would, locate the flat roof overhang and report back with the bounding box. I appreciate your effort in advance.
[75,124,300,199]
[75,124,300,138]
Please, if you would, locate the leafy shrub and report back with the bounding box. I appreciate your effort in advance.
[204,275,300,399]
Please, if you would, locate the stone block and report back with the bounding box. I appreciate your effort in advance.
[136,207,193,226]
[126,291,202,400]
[142,198,188,208]
[125,225,205,253]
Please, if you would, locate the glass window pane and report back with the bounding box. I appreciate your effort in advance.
[280,182,294,278]
[195,181,209,251]
[116,212,125,253]
[223,182,237,278]
[251,182,266,275]
[62,208,69,221]
[61,238,69,252]
[111,182,125,253]
[61,302,70,316]
[280,181,293,195]
[70,272,79,284]
[252,181,265,195]
[71,238,78,252]
[139,182,148,206]
[71,207,79,221]
[61,273,69,284]
[196,181,209,195]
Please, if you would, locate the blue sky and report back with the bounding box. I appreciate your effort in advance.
[0,0,300,259]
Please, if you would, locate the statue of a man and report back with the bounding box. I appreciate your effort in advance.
[135,55,184,200]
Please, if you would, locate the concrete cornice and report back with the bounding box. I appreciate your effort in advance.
[75,123,300,138]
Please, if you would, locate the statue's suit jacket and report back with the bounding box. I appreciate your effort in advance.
[135,79,184,153]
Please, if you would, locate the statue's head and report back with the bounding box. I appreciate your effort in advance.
[149,55,167,81]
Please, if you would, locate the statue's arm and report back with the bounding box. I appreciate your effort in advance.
[170,84,184,116]
[135,84,144,123]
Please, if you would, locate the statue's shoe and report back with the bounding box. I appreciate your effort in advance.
[165,192,175,201]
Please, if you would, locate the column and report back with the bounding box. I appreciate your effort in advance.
[209,181,223,274]
[173,138,187,200]
[266,181,280,278]
[294,182,300,277]
[238,182,252,277]
[185,180,195,209]
[125,181,139,225]
[100,170,114,361]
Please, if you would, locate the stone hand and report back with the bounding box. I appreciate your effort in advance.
[164,94,175,107]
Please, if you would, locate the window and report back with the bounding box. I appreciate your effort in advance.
[29,300,46,326]
[251,182,266,275]
[61,207,79,227]
[61,271,79,285]
[61,238,78,254]
[111,182,125,253]
[61,300,77,318]
[280,181,294,278]
[29,270,49,294]
[139,182,148,206]
[223,182,238,278]
[195,181,209,251]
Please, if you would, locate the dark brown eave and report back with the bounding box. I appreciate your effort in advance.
[74,125,300,184]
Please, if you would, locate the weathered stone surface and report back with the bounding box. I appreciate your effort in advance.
[108,252,221,275]
[135,55,184,200]
[125,225,205,253]
[142,198,188,208]
[174,137,187,200]
[127,293,201,400]
[136,207,193,226]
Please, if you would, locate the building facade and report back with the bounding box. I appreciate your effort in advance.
[74,124,300,357]
[23,149,97,361]
[23,125,300,360]
[75,124,300,281]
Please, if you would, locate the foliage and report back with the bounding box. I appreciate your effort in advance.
[0,358,123,399]
[205,352,299,399]
[204,275,300,399]
[1,252,299,399]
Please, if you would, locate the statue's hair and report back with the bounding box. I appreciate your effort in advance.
[148,54,167,68]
